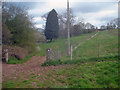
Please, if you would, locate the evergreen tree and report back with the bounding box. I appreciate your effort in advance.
[45,9,59,41]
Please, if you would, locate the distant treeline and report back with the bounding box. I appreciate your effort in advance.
[58,28,97,38]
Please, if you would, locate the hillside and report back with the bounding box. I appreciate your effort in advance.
[3,29,119,88]
[42,29,118,65]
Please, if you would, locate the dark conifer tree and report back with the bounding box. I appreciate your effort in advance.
[45,9,59,41]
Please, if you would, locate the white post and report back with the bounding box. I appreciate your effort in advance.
[5,49,8,63]
[71,45,72,60]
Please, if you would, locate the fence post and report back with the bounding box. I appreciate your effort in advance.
[71,45,72,60]
[57,50,60,60]
[98,42,100,58]
[5,49,8,63]
[46,48,50,61]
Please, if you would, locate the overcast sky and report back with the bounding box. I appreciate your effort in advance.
[3,0,119,29]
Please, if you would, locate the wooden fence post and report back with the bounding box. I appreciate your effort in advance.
[71,45,72,60]
[57,50,60,60]
[46,48,50,61]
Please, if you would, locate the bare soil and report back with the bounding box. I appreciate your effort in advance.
[2,56,67,82]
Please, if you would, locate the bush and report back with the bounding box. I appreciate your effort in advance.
[2,2,37,54]
[2,45,28,60]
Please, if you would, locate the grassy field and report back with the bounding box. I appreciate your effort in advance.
[72,30,118,59]
[43,29,118,66]
[3,60,118,88]
[3,29,119,88]
[7,30,96,64]
[38,32,96,56]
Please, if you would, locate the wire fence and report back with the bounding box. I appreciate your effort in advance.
[46,47,68,61]
[72,31,99,51]
[71,31,99,60]
[46,31,99,61]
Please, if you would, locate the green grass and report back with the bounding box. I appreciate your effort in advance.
[7,31,97,64]
[38,38,67,56]
[3,60,119,88]
[42,55,118,66]
[53,60,119,88]
[38,32,96,56]
[42,29,118,66]
[7,29,118,64]
[7,52,38,64]
[3,29,119,88]
[72,30,118,59]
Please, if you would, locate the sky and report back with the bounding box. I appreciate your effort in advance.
[2,0,119,29]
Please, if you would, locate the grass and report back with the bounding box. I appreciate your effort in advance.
[7,31,97,64]
[42,29,118,66]
[53,60,119,88]
[38,32,96,56]
[6,29,118,64]
[73,30,118,58]
[7,52,38,64]
[42,55,118,66]
[3,60,119,88]
[3,29,119,88]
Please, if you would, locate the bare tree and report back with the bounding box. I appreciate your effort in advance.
[58,8,76,38]
[58,8,75,27]
[100,25,107,29]
[41,12,49,21]
[85,23,93,29]
[110,18,118,29]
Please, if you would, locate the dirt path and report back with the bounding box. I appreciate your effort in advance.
[2,32,99,82]
[72,31,99,51]
[2,56,66,82]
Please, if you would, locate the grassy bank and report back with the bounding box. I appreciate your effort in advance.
[38,32,96,56]
[42,55,118,66]
[3,60,118,88]
[42,29,118,66]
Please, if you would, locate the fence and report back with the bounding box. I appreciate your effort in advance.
[46,31,99,61]
[46,48,68,61]
[70,31,99,60]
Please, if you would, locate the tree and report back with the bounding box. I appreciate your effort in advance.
[2,24,12,44]
[41,12,48,21]
[100,25,107,29]
[85,23,93,29]
[45,9,59,41]
[2,2,37,53]
[72,24,83,36]
[106,18,118,30]
[58,8,75,37]
[110,18,118,29]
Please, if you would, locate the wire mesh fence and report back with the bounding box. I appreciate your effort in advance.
[46,31,99,61]
[71,31,99,60]
[46,47,68,61]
